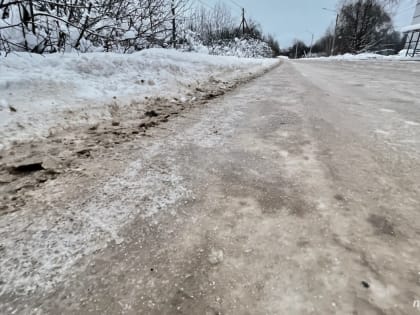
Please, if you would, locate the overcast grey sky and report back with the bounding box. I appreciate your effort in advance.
[203,0,417,47]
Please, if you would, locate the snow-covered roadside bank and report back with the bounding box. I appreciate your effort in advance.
[302,52,420,61]
[0,49,278,149]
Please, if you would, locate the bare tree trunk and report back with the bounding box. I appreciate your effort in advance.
[75,1,92,49]
[171,0,176,48]
[28,0,35,34]
[18,2,28,50]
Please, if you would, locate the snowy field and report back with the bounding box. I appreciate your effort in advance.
[0,49,277,149]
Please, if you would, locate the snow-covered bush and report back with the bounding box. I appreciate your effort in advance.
[208,37,273,58]
[177,28,209,54]
[177,30,274,58]
[0,0,187,53]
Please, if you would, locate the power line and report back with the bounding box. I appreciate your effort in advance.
[227,0,243,9]
[195,0,243,11]
[192,0,251,37]
[194,0,246,17]
[194,0,214,10]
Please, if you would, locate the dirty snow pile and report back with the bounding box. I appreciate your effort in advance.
[0,49,276,149]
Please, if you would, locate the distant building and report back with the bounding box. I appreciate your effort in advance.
[402,0,420,56]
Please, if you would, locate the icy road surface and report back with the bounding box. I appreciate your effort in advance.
[1,60,420,314]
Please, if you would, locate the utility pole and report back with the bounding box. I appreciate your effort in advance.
[309,34,314,57]
[242,8,245,34]
[171,0,176,48]
[239,8,248,36]
[331,13,339,56]
[322,8,339,56]
[306,31,314,57]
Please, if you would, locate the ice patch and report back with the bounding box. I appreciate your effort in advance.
[399,139,418,144]
[375,129,391,136]
[277,131,289,138]
[0,99,7,110]
[379,108,395,113]
[405,120,420,126]
[279,150,290,158]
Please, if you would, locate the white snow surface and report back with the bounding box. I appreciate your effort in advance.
[0,48,276,149]
[304,52,420,61]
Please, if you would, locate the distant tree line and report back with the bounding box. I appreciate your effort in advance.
[283,0,406,58]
